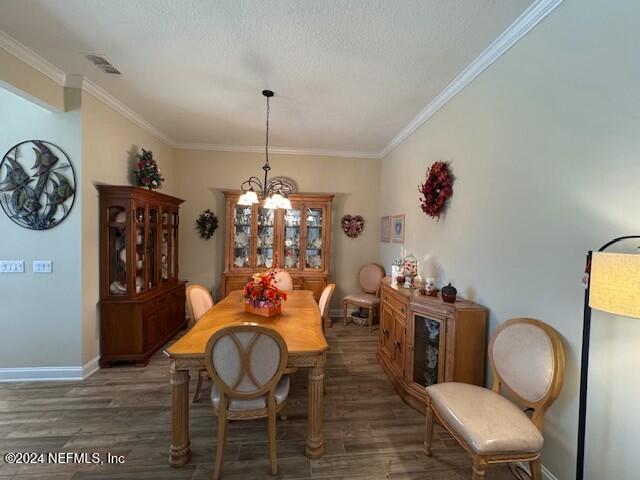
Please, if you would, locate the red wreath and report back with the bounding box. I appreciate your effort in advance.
[418,161,454,220]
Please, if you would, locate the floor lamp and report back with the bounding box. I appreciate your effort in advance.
[576,236,640,480]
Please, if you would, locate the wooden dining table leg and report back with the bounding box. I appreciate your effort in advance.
[305,354,325,459]
[169,361,191,467]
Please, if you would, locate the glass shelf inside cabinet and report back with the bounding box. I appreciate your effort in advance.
[108,206,128,295]
[305,208,323,269]
[283,208,301,269]
[256,208,275,269]
[233,206,252,268]
[134,207,146,293]
[413,315,441,387]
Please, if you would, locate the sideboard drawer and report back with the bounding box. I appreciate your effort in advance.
[382,289,408,317]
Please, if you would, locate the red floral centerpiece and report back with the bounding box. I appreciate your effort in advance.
[243,268,288,317]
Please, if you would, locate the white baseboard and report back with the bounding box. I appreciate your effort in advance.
[0,355,100,382]
[330,306,361,318]
[517,461,558,480]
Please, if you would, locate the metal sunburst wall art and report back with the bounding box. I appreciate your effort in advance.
[0,140,76,230]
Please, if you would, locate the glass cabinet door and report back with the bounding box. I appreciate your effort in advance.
[304,206,325,270]
[170,211,178,279]
[283,207,302,269]
[107,205,129,296]
[134,206,146,294]
[256,207,275,269]
[411,314,446,387]
[148,207,159,289]
[232,205,252,269]
[161,211,170,281]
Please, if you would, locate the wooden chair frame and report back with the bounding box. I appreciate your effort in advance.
[343,263,385,333]
[319,283,336,331]
[186,284,214,403]
[424,318,566,480]
[205,323,288,480]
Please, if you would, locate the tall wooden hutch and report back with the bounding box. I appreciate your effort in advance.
[378,277,487,412]
[222,191,333,301]
[97,185,186,367]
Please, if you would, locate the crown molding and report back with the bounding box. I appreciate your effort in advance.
[173,142,381,159]
[80,77,174,145]
[379,0,564,158]
[0,29,66,85]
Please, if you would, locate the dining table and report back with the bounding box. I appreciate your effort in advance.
[164,289,329,467]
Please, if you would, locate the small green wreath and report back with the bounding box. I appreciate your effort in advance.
[196,209,218,240]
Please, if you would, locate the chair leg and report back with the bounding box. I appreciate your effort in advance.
[471,459,486,480]
[343,301,349,326]
[367,307,373,333]
[213,397,227,480]
[193,369,204,403]
[267,395,278,475]
[424,403,434,456]
[530,459,542,480]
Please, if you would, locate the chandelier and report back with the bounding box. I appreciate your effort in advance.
[238,90,293,209]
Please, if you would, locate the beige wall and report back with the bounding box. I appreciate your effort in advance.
[0,48,65,111]
[81,91,175,364]
[173,150,380,308]
[0,87,83,368]
[379,0,640,478]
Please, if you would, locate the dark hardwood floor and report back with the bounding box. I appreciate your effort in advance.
[0,321,514,479]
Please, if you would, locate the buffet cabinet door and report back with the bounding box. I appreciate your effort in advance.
[380,305,395,361]
[406,312,446,388]
[302,204,328,272]
[228,202,255,271]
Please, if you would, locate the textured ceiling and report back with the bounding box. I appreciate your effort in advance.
[0,0,533,154]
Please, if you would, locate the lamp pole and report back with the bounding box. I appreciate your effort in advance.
[576,235,640,480]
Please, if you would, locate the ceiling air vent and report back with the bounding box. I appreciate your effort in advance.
[85,54,121,75]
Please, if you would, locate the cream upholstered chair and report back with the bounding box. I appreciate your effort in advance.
[205,323,289,480]
[186,284,214,403]
[318,283,336,331]
[272,269,294,292]
[424,318,565,480]
[343,263,385,332]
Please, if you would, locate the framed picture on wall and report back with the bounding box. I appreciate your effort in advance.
[381,216,391,242]
[391,214,405,243]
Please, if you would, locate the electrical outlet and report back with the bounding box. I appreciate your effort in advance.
[33,260,52,273]
[0,260,25,273]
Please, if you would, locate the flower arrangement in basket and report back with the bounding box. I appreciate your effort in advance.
[243,268,288,317]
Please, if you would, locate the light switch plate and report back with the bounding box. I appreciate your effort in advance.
[33,260,52,273]
[0,260,25,273]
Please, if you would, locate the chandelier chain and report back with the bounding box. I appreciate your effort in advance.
[265,95,270,167]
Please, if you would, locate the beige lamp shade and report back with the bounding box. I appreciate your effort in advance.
[589,252,640,319]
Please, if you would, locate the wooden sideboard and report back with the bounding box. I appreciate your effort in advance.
[97,185,187,367]
[378,277,487,412]
[221,191,333,301]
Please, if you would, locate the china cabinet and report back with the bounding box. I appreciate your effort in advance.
[378,277,487,412]
[97,185,186,367]
[222,191,333,300]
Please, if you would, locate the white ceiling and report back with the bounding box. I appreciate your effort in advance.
[0,0,535,156]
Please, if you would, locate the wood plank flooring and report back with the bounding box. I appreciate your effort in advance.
[0,322,515,479]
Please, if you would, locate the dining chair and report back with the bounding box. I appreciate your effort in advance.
[318,283,336,331]
[272,269,294,292]
[205,323,289,480]
[343,263,385,332]
[186,284,214,403]
[424,318,565,480]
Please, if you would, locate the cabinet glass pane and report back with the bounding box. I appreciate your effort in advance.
[149,208,158,288]
[413,315,441,387]
[233,206,251,268]
[170,226,176,278]
[283,208,301,269]
[305,207,323,269]
[108,206,127,295]
[256,208,275,269]
[135,207,145,293]
[161,226,169,281]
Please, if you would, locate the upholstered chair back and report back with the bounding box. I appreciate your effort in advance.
[358,263,385,294]
[205,323,288,400]
[186,284,214,323]
[489,318,565,428]
[319,283,336,322]
[273,269,294,292]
